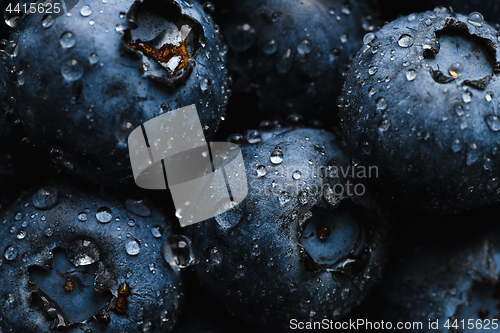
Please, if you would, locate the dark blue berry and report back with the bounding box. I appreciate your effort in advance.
[340,9,500,213]
[186,127,390,331]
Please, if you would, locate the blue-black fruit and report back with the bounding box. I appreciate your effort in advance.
[0,180,183,332]
[5,0,228,185]
[214,0,379,123]
[340,8,500,214]
[186,126,390,332]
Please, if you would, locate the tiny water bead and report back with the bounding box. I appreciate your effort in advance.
[485,115,500,132]
[376,97,387,110]
[60,32,76,49]
[4,246,18,261]
[247,130,262,144]
[406,69,417,81]
[292,170,301,180]
[256,165,267,177]
[151,226,163,238]
[61,59,84,81]
[398,34,413,48]
[125,239,141,256]
[32,186,59,210]
[77,212,88,222]
[162,235,194,268]
[80,5,93,17]
[449,62,464,77]
[263,39,278,55]
[297,39,312,55]
[378,119,391,132]
[270,148,284,164]
[468,12,484,27]
[96,207,112,223]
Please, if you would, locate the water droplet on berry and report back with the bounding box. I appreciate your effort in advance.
[263,40,278,54]
[363,33,377,47]
[449,62,464,77]
[378,119,391,132]
[80,5,92,17]
[485,115,500,132]
[60,32,76,48]
[398,34,413,48]
[406,69,417,81]
[270,148,284,164]
[161,235,194,268]
[292,170,301,180]
[96,207,112,223]
[256,165,267,177]
[247,130,261,144]
[32,186,59,210]
[4,246,18,260]
[125,239,141,256]
[297,39,311,55]
[61,59,84,81]
[468,12,484,27]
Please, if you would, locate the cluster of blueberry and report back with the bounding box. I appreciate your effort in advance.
[1,0,500,332]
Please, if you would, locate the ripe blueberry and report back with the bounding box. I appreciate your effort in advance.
[0,180,183,332]
[186,126,390,331]
[340,8,500,213]
[5,0,228,185]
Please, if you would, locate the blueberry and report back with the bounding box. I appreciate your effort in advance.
[214,0,379,123]
[186,127,390,331]
[5,0,228,185]
[0,180,183,332]
[340,8,500,213]
[374,208,500,333]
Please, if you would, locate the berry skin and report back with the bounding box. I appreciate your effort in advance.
[6,0,228,185]
[214,0,378,123]
[373,208,500,333]
[186,127,390,332]
[0,180,182,332]
[340,8,500,214]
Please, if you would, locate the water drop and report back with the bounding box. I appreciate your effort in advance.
[80,5,92,17]
[247,130,261,144]
[363,33,377,47]
[16,230,26,239]
[341,288,350,299]
[115,24,125,32]
[467,143,479,165]
[96,207,112,223]
[78,212,88,222]
[406,69,417,81]
[88,53,99,64]
[151,226,163,238]
[451,139,462,153]
[486,91,493,102]
[376,97,387,110]
[378,119,391,132]
[368,66,378,75]
[256,165,267,177]
[42,15,55,28]
[125,239,141,256]
[60,32,76,48]
[449,62,464,77]
[455,105,465,117]
[278,192,292,205]
[61,59,84,81]
[263,40,278,55]
[161,235,194,268]
[462,90,472,103]
[297,39,311,55]
[361,141,372,154]
[468,12,484,27]
[298,191,309,205]
[292,170,301,180]
[209,247,223,265]
[4,246,18,260]
[398,34,413,48]
[199,78,210,91]
[270,148,284,164]
[485,115,500,132]
[32,186,59,210]
[45,227,53,237]
[323,185,341,206]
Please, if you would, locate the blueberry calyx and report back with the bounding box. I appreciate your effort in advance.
[120,0,206,89]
